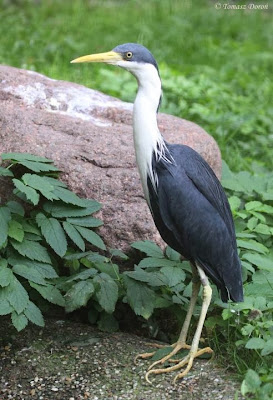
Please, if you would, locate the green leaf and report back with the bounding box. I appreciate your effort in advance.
[241,369,261,395]
[66,268,97,282]
[37,214,67,257]
[8,276,29,314]
[11,312,28,331]
[245,201,262,211]
[33,263,58,278]
[41,176,67,188]
[13,264,47,285]
[65,280,95,312]
[161,266,186,287]
[86,253,108,264]
[0,166,13,176]
[221,162,244,192]
[94,262,119,280]
[241,261,255,274]
[7,201,25,216]
[0,299,13,315]
[21,221,41,235]
[75,226,106,250]
[255,203,273,214]
[0,206,11,247]
[63,221,85,251]
[124,276,155,319]
[8,220,24,242]
[253,223,271,235]
[24,233,41,241]
[247,217,258,231]
[8,255,57,279]
[20,161,59,173]
[109,248,129,260]
[236,232,256,239]
[151,346,174,361]
[12,179,39,205]
[43,201,101,217]
[261,339,273,356]
[0,261,14,287]
[138,257,179,268]
[249,211,266,223]
[2,152,53,163]
[93,273,118,313]
[24,301,44,327]
[228,196,241,212]
[252,270,273,285]
[131,240,164,258]
[125,270,168,287]
[98,312,119,332]
[64,251,93,260]
[53,187,85,206]
[11,239,52,263]
[67,216,103,228]
[237,239,269,254]
[242,253,273,271]
[245,283,273,297]
[22,174,56,200]
[29,282,65,307]
[245,337,265,349]
[166,246,181,261]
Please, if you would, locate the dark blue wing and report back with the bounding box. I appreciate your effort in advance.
[149,144,243,302]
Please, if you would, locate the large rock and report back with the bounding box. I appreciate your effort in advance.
[0,65,222,251]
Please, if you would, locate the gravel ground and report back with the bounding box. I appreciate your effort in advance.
[0,318,243,400]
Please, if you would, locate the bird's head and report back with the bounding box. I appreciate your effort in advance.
[71,43,160,84]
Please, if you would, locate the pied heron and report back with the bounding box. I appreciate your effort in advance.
[71,43,243,383]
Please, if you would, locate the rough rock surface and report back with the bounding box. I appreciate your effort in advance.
[0,65,222,251]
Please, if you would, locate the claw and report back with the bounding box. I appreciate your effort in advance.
[144,346,213,384]
[147,343,191,371]
[173,358,194,384]
[134,351,156,365]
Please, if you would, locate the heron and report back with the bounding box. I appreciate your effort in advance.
[71,43,243,383]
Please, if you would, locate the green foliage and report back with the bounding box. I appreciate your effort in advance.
[0,1,272,173]
[205,162,273,399]
[54,240,189,331]
[94,62,273,173]
[0,152,104,331]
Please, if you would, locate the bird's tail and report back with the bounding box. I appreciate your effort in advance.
[221,254,244,303]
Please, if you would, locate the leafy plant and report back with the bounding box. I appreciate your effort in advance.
[0,153,192,334]
[95,63,273,173]
[0,152,105,331]
[55,240,191,333]
[205,162,273,399]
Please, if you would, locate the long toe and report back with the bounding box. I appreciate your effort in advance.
[145,346,213,384]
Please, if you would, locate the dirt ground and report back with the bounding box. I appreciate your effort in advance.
[0,318,243,400]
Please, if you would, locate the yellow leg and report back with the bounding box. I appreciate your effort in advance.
[145,265,213,384]
[135,266,200,365]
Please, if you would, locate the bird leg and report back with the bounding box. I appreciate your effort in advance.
[145,265,213,383]
[135,266,203,365]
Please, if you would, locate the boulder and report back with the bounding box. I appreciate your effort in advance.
[0,65,222,251]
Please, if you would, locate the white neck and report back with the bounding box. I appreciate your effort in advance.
[130,63,164,202]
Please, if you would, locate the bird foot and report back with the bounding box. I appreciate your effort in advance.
[145,346,213,384]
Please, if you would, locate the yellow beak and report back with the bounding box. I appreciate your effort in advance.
[70,50,123,64]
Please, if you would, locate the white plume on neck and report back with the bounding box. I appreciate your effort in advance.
[117,60,171,203]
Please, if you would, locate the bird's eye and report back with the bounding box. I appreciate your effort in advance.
[126,51,133,59]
